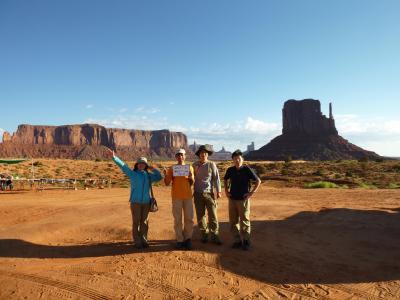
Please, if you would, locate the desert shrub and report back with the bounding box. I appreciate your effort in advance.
[85,172,94,177]
[312,170,324,176]
[33,161,43,167]
[375,158,384,163]
[281,169,289,176]
[345,171,353,177]
[304,181,338,189]
[284,155,293,163]
[358,156,369,163]
[95,158,102,162]
[253,164,269,174]
[388,183,400,189]
[334,173,341,179]
[358,182,377,189]
[392,164,400,173]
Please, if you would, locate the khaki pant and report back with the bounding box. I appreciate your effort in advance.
[194,192,219,235]
[130,203,150,244]
[172,199,194,242]
[229,198,251,242]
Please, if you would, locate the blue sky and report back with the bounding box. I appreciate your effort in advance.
[1,1,399,156]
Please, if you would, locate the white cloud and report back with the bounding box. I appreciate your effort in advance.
[0,128,4,142]
[335,114,400,156]
[83,112,400,156]
[184,118,280,152]
[86,104,93,109]
[135,106,160,114]
[84,114,280,152]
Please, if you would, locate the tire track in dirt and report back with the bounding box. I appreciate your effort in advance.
[179,254,389,300]
[325,284,390,300]
[0,270,112,300]
[178,256,326,300]
[247,253,387,300]
[145,279,193,299]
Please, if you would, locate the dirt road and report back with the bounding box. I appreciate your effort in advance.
[1,186,400,299]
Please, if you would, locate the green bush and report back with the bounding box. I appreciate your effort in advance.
[253,164,268,174]
[388,183,400,189]
[358,182,377,189]
[304,181,338,189]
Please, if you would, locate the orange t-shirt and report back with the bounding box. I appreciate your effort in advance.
[166,164,194,200]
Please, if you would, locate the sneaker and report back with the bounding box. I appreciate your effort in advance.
[211,234,223,245]
[200,233,208,243]
[184,239,192,250]
[242,240,251,251]
[231,241,242,249]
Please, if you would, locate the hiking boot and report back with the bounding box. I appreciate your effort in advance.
[134,242,143,249]
[184,239,192,250]
[200,233,208,243]
[242,240,251,251]
[175,242,185,250]
[211,234,223,245]
[141,238,149,248]
[231,241,242,249]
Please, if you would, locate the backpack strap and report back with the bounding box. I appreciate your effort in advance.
[147,172,155,199]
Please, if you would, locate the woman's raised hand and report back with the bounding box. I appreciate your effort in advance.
[106,147,115,158]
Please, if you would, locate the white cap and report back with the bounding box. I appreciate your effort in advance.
[136,157,148,165]
[175,148,186,155]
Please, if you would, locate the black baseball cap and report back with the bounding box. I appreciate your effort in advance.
[231,149,243,158]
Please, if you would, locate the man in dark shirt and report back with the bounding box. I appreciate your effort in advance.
[224,150,261,250]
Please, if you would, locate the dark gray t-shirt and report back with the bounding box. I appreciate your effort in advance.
[193,161,221,194]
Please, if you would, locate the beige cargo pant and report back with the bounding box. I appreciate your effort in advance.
[194,192,219,236]
[172,199,194,242]
[130,203,150,245]
[229,198,251,242]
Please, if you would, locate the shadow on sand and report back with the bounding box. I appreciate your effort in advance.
[1,207,400,284]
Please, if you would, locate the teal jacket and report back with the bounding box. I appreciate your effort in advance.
[112,156,162,204]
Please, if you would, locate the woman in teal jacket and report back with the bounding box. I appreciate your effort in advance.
[109,149,162,249]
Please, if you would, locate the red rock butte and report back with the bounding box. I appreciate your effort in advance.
[0,124,189,160]
[245,99,381,161]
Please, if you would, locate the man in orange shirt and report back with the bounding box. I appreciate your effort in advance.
[164,149,195,250]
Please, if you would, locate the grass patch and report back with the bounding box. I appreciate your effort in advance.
[304,181,339,189]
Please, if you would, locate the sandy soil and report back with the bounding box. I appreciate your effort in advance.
[1,185,400,299]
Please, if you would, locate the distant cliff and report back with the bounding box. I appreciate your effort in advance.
[0,124,189,160]
[246,99,381,161]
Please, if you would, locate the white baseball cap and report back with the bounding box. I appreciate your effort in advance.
[175,148,186,155]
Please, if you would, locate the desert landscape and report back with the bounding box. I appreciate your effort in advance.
[1,161,400,299]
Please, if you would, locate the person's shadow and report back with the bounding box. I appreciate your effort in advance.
[1,207,400,285]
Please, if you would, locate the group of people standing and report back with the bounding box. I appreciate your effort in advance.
[109,144,261,251]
